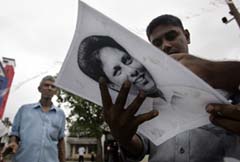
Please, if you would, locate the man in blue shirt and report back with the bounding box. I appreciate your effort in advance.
[99,14,240,162]
[5,75,66,162]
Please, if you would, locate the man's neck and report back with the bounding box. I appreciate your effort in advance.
[40,98,53,112]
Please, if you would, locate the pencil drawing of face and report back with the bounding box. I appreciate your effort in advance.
[78,35,161,97]
[99,47,156,93]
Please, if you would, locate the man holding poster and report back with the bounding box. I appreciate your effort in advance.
[100,15,240,161]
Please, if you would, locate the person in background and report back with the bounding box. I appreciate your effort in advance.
[78,146,85,162]
[90,151,95,162]
[1,75,66,162]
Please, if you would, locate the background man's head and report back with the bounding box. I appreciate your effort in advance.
[38,75,57,99]
[78,35,158,96]
[146,14,190,54]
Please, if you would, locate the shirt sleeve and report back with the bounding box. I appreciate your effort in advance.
[10,106,23,137]
[120,133,149,162]
[58,110,66,140]
[224,133,240,159]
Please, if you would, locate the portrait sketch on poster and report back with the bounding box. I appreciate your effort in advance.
[56,0,229,145]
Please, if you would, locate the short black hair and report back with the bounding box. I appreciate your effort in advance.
[78,35,129,85]
[146,14,184,40]
[39,75,55,86]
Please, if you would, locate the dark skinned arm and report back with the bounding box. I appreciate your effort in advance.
[171,53,240,93]
[58,138,66,162]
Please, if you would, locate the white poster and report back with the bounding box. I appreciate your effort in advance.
[56,1,229,145]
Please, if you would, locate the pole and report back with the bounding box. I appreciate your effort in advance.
[225,0,240,29]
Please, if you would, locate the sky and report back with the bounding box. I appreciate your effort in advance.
[1,0,240,121]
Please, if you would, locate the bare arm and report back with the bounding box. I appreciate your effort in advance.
[58,138,66,162]
[171,54,240,92]
[207,61,240,92]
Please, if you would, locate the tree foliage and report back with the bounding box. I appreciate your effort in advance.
[56,89,106,138]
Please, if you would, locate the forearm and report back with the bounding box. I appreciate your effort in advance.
[209,61,240,92]
[120,134,144,158]
[58,138,66,162]
[172,54,240,92]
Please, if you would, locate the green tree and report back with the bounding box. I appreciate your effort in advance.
[57,89,106,162]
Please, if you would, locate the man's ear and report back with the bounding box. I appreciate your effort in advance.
[38,86,41,92]
[184,29,190,44]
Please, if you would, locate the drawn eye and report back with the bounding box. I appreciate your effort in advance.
[113,66,121,76]
[165,31,178,41]
[122,55,133,65]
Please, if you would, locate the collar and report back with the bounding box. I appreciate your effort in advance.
[33,102,57,112]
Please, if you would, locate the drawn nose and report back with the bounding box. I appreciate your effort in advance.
[130,70,139,77]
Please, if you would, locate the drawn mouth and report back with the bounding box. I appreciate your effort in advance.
[133,73,148,85]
